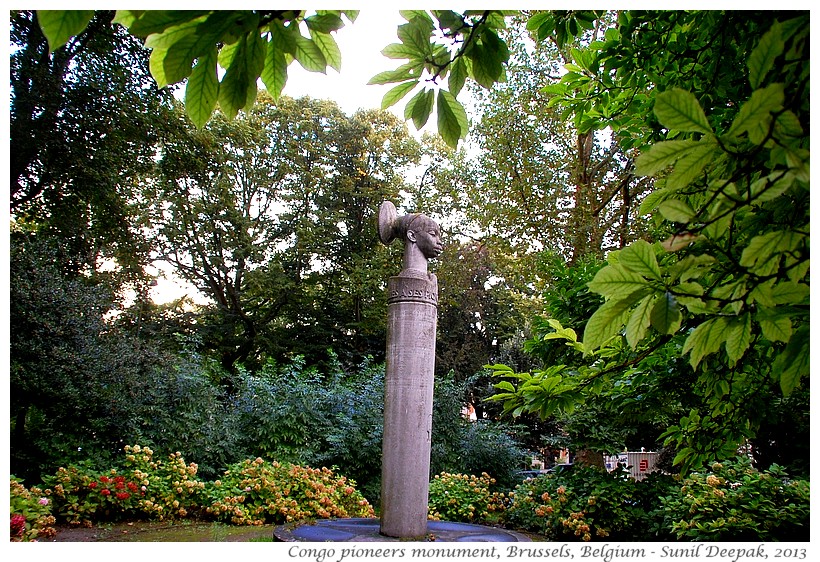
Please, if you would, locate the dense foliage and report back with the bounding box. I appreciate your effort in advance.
[489,10,809,475]
[502,457,808,541]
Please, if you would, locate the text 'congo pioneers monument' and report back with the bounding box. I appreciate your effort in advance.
[377,201,443,539]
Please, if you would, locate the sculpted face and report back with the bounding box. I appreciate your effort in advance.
[408,218,443,260]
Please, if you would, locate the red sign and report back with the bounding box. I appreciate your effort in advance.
[639,459,649,472]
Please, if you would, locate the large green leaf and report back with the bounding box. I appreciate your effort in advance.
[119,10,209,37]
[635,140,702,177]
[726,83,785,142]
[682,317,732,369]
[404,88,435,130]
[292,34,327,72]
[381,81,418,110]
[748,20,784,89]
[185,46,219,129]
[587,264,651,299]
[583,290,648,352]
[662,140,717,189]
[309,29,341,72]
[218,33,266,119]
[448,57,468,97]
[261,25,289,100]
[37,10,95,52]
[653,88,713,134]
[658,199,696,223]
[724,313,752,364]
[650,292,682,335]
[626,294,655,347]
[772,325,809,395]
[618,239,661,280]
[436,90,468,148]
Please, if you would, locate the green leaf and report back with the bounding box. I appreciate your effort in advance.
[305,13,344,34]
[382,81,418,110]
[588,264,651,299]
[368,64,420,85]
[185,46,219,129]
[650,292,682,335]
[682,317,732,369]
[583,291,648,352]
[626,294,655,347]
[293,34,327,73]
[726,83,785,142]
[309,29,342,72]
[771,281,809,305]
[771,325,809,395]
[658,199,696,223]
[663,140,717,188]
[121,10,210,37]
[748,21,784,89]
[494,381,516,393]
[740,230,804,275]
[262,26,288,101]
[436,89,468,148]
[404,88,434,130]
[725,313,752,364]
[654,88,713,134]
[381,43,421,60]
[37,10,95,52]
[448,57,468,97]
[218,33,265,119]
[635,140,702,177]
[619,240,662,280]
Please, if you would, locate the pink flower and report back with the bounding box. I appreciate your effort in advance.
[38,497,49,506]
[11,514,26,537]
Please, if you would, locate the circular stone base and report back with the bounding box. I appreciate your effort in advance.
[274,518,531,542]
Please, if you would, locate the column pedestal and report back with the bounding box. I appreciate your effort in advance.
[380,271,438,538]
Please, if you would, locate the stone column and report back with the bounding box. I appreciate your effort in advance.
[380,270,438,538]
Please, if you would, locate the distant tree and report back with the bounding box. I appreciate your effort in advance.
[10,10,176,279]
[148,94,421,373]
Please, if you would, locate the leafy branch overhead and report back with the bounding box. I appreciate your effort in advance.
[367,10,512,147]
[37,9,357,128]
[36,9,515,147]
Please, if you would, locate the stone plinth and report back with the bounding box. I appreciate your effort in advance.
[380,271,438,539]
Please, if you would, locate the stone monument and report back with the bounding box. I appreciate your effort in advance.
[377,201,442,538]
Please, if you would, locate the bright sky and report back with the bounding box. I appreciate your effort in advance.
[283,8,410,118]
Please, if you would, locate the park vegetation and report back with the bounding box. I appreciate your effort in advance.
[10,9,809,541]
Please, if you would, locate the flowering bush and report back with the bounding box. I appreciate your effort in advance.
[43,445,205,524]
[503,466,664,541]
[122,444,206,520]
[43,464,144,525]
[10,477,56,541]
[427,472,507,523]
[203,458,374,525]
[660,457,810,541]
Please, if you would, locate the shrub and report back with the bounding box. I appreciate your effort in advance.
[43,445,205,524]
[9,477,56,541]
[203,458,374,525]
[122,444,206,520]
[659,457,810,541]
[504,466,652,541]
[427,472,507,523]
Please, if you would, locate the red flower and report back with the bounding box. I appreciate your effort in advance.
[101,489,111,496]
[115,481,125,489]
[100,476,110,483]
[89,482,98,489]
[116,492,130,500]
[127,482,138,492]
[114,476,125,484]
